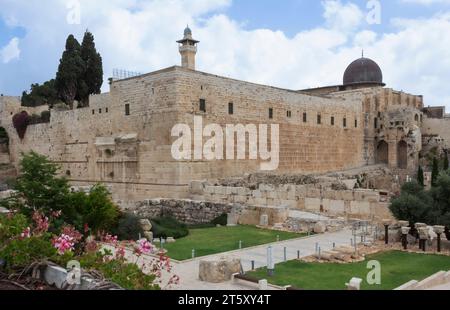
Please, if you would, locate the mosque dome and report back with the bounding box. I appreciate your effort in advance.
[343,57,384,86]
[184,26,192,37]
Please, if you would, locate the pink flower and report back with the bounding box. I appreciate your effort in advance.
[102,233,118,245]
[61,225,83,243]
[51,210,62,218]
[116,247,126,259]
[84,223,90,234]
[137,238,153,255]
[20,227,31,239]
[52,234,75,255]
[32,211,49,235]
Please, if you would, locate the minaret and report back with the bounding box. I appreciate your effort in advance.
[177,26,199,70]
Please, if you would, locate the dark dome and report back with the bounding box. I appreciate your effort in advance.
[343,57,384,86]
[184,26,192,36]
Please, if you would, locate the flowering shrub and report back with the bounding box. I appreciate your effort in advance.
[0,212,176,289]
[52,234,75,255]
[12,111,30,140]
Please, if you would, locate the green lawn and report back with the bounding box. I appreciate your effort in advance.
[157,225,305,261]
[248,251,450,290]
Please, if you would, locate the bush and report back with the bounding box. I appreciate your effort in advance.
[211,213,227,226]
[12,111,30,139]
[151,217,188,239]
[0,213,29,242]
[0,236,57,271]
[72,184,120,233]
[113,213,144,241]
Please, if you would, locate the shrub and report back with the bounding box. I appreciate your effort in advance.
[72,184,120,233]
[211,213,227,226]
[0,127,9,145]
[0,213,29,242]
[40,110,51,123]
[12,111,30,139]
[0,236,57,271]
[151,217,188,239]
[113,213,144,241]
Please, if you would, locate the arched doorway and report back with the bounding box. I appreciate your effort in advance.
[376,141,389,164]
[397,140,408,169]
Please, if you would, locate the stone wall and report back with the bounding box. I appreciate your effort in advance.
[0,66,368,202]
[422,116,450,149]
[123,199,234,225]
[189,180,393,221]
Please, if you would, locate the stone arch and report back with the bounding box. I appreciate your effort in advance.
[397,140,408,169]
[376,140,389,164]
[415,114,419,122]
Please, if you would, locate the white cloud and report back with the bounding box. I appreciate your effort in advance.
[0,37,20,63]
[1,0,450,110]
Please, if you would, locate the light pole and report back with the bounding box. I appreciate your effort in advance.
[267,246,274,276]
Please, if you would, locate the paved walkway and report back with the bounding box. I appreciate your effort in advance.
[167,228,354,290]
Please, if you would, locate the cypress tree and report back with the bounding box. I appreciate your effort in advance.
[431,157,439,187]
[79,31,103,107]
[55,35,85,109]
[417,165,424,187]
[444,152,449,171]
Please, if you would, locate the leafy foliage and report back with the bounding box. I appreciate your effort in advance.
[0,126,9,145]
[55,35,86,109]
[417,165,424,187]
[79,251,159,290]
[113,213,144,241]
[444,152,449,171]
[21,79,59,107]
[151,217,189,239]
[390,171,450,230]
[69,184,120,233]
[12,111,30,140]
[78,31,103,107]
[2,152,119,234]
[1,236,58,271]
[12,151,71,216]
[431,157,439,187]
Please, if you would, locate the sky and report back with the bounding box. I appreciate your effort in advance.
[1,0,450,109]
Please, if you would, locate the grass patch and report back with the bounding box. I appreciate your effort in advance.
[157,225,305,261]
[248,251,450,290]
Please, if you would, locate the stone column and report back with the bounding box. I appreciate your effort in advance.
[382,219,391,245]
[401,226,411,250]
[433,226,445,253]
[418,227,429,252]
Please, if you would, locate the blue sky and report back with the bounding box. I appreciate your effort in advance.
[1,0,450,109]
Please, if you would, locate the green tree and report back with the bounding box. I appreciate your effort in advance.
[417,165,424,187]
[55,35,85,109]
[13,152,71,216]
[443,152,449,171]
[431,157,440,187]
[69,184,120,233]
[78,31,103,107]
[21,79,59,108]
[389,181,434,225]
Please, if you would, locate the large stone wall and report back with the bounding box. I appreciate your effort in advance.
[0,66,369,201]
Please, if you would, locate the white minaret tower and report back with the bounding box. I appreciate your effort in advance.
[177,26,199,70]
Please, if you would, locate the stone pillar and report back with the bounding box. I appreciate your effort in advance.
[418,227,429,252]
[382,219,391,245]
[401,226,411,250]
[433,226,445,253]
